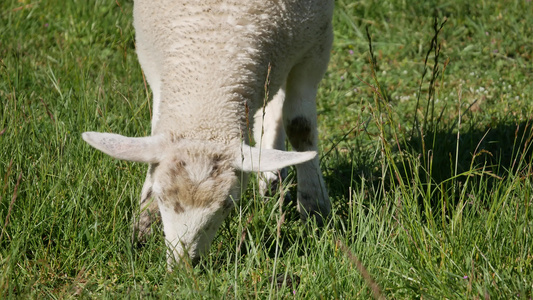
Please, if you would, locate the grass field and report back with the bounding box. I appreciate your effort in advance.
[1,0,532,298]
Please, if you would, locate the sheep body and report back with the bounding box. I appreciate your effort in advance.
[135,0,333,139]
[83,0,333,267]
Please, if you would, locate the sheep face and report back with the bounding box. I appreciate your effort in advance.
[82,131,317,267]
[150,141,239,265]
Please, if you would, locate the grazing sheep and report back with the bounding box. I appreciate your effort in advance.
[83,0,333,267]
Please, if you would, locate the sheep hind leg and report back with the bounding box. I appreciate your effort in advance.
[283,54,331,225]
[253,88,289,198]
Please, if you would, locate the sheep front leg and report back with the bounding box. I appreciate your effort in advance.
[253,88,288,197]
[133,164,161,244]
[283,55,331,225]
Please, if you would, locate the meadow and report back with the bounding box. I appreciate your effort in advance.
[1,0,532,298]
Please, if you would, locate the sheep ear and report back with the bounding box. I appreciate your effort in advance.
[234,144,316,172]
[82,132,165,163]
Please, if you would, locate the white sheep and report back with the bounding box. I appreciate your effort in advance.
[83,0,333,267]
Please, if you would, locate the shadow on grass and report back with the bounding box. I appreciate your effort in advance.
[324,118,533,216]
[408,119,533,182]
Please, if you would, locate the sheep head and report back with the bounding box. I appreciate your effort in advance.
[82,132,315,267]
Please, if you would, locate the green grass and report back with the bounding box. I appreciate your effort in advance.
[1,0,532,298]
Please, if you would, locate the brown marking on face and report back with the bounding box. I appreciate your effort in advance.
[286,116,314,151]
[162,157,190,202]
[209,154,226,177]
[174,201,184,214]
[169,158,186,177]
[153,142,238,210]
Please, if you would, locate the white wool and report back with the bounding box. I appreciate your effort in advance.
[134,0,334,141]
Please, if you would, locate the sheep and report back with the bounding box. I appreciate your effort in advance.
[82,0,333,267]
